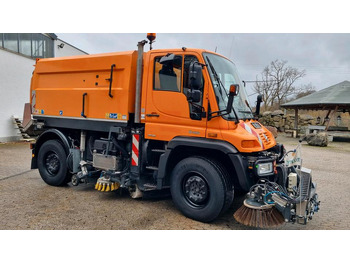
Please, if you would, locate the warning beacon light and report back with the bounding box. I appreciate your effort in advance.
[147,33,156,50]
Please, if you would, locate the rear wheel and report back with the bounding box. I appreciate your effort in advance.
[170,157,233,222]
[37,140,70,186]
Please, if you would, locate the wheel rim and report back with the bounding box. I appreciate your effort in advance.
[44,151,60,176]
[183,172,209,208]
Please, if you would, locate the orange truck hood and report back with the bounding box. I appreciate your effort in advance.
[221,120,276,153]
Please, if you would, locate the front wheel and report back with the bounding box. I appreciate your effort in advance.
[170,157,233,222]
[37,140,70,186]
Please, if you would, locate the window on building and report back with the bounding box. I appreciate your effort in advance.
[44,36,53,58]
[0,33,54,58]
[3,33,18,53]
[32,33,43,58]
[19,34,31,57]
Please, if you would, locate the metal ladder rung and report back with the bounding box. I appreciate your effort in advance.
[151,149,166,153]
[143,183,157,191]
[146,166,158,171]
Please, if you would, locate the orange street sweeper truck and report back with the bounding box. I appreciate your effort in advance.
[24,34,320,226]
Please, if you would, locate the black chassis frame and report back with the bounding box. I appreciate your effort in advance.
[31,116,273,193]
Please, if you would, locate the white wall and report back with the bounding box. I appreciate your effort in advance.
[55,39,88,57]
[0,49,35,142]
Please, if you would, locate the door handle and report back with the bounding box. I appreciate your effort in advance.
[81,93,87,118]
[146,113,160,117]
[106,64,116,98]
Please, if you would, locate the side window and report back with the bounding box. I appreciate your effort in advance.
[153,55,182,92]
[183,55,204,95]
[183,55,204,120]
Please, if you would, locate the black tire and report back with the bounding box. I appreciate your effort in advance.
[208,158,234,214]
[170,157,234,222]
[37,140,70,186]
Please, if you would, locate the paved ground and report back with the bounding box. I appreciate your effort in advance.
[1,135,349,230]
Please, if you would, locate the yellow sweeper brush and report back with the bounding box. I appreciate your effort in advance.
[95,177,120,192]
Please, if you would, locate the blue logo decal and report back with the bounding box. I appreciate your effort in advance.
[41,109,44,114]
[109,113,118,119]
[59,111,63,115]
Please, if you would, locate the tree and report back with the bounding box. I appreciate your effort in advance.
[294,83,316,99]
[254,60,306,110]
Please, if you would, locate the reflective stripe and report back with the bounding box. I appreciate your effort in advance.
[132,150,138,166]
[132,134,140,166]
[31,90,36,112]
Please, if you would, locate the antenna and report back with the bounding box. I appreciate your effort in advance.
[215,46,217,53]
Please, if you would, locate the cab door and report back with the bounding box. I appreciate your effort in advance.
[144,52,207,141]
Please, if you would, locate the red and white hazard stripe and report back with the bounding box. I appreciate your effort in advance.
[31,90,36,112]
[240,122,264,149]
[132,134,140,166]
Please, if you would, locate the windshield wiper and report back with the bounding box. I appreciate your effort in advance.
[206,57,226,100]
[244,100,254,115]
[206,57,239,123]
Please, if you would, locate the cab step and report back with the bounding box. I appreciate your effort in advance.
[143,183,157,191]
[151,149,166,153]
[146,166,158,171]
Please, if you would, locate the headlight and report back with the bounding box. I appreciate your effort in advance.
[256,162,273,175]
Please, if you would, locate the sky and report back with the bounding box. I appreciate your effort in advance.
[58,33,350,103]
[3,1,349,104]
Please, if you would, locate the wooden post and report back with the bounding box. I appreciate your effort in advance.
[323,110,331,125]
[325,106,338,131]
[294,108,298,138]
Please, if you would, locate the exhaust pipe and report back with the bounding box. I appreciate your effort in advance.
[255,94,263,117]
[134,40,147,124]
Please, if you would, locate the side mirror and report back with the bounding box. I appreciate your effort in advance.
[226,84,239,114]
[187,89,201,103]
[189,62,203,90]
[255,94,263,116]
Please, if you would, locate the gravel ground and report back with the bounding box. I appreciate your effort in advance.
[1,135,349,230]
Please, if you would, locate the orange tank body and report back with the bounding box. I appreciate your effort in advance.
[31,51,138,122]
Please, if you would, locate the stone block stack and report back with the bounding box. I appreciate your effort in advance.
[259,110,316,135]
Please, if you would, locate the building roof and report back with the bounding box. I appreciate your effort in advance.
[281,80,350,110]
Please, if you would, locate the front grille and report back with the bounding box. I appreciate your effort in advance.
[259,132,272,145]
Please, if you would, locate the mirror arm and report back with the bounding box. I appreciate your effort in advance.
[189,102,207,119]
[209,101,239,124]
[191,61,207,69]
[231,106,239,124]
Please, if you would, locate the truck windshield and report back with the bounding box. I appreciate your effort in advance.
[203,52,254,120]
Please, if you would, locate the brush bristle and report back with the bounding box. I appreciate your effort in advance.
[233,204,285,228]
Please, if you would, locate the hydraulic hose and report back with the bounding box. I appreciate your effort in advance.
[111,136,128,157]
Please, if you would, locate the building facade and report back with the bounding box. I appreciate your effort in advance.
[0,33,88,142]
